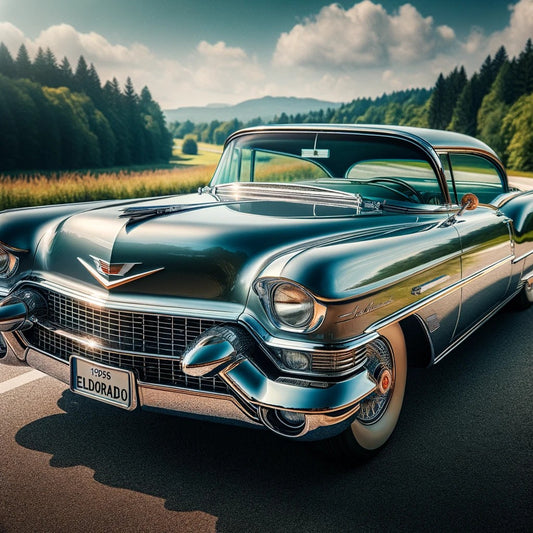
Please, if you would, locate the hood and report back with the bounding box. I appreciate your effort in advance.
[33,193,424,305]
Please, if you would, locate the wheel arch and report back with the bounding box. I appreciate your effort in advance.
[399,314,433,368]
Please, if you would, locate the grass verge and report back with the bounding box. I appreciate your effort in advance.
[0,165,214,210]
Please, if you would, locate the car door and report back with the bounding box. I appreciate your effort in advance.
[447,153,513,339]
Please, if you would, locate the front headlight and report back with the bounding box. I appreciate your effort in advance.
[272,282,315,328]
[254,279,326,332]
[0,244,20,279]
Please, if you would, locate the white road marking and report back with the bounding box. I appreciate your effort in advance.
[0,369,46,394]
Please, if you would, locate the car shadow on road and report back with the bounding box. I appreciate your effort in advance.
[15,307,532,532]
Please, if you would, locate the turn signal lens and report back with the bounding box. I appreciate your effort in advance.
[281,350,311,371]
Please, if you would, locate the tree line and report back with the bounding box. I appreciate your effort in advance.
[171,40,533,172]
[0,43,172,171]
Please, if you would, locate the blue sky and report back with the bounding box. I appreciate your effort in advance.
[1,0,532,108]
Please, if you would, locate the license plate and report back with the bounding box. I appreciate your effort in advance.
[70,356,137,410]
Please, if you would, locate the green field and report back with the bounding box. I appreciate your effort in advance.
[0,142,222,211]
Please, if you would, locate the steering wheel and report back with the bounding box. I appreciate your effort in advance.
[366,178,423,203]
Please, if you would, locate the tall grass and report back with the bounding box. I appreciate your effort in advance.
[0,166,215,210]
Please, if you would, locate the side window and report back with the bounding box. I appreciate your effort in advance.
[448,153,505,204]
[346,159,444,204]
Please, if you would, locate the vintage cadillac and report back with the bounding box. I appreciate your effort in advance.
[1,125,532,461]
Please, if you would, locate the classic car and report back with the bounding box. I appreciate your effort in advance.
[1,124,532,461]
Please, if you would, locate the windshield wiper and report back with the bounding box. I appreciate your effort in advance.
[119,200,252,223]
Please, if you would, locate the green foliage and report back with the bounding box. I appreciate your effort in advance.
[182,135,198,155]
[501,93,533,170]
[428,67,467,129]
[0,42,173,171]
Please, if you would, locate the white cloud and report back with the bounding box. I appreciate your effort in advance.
[0,24,266,108]
[193,40,265,97]
[273,1,456,69]
[0,21,29,52]
[0,1,531,109]
[270,0,533,104]
[488,0,533,56]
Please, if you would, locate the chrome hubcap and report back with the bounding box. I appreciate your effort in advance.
[357,339,394,424]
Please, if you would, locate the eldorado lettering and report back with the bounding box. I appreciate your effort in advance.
[76,375,128,402]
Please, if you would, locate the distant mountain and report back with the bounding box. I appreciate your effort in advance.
[164,96,342,124]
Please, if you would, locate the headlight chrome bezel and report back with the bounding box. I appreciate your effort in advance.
[254,278,326,333]
[0,242,24,279]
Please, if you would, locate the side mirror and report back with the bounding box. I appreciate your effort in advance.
[458,193,479,216]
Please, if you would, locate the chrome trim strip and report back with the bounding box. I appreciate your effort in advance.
[13,278,242,321]
[240,312,380,353]
[366,254,513,334]
[433,289,520,364]
[264,331,380,354]
[0,241,28,253]
[513,248,533,264]
[411,275,451,295]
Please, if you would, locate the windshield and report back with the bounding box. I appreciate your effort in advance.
[210,131,445,207]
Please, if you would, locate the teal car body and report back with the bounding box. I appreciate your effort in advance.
[1,125,532,461]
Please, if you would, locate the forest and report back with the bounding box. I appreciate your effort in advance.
[0,40,532,173]
[0,43,173,171]
[172,40,533,172]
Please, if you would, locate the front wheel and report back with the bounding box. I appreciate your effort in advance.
[321,323,407,462]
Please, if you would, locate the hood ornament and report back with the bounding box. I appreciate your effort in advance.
[78,255,164,289]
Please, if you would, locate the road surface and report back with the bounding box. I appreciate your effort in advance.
[1,305,531,532]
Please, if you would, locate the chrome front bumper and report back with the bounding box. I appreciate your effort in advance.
[1,325,377,441]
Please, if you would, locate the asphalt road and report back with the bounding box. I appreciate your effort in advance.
[1,305,531,533]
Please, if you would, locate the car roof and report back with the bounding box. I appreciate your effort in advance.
[229,124,498,157]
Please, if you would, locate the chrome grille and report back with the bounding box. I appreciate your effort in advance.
[45,290,215,357]
[23,289,229,394]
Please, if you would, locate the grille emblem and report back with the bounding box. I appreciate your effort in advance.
[91,255,138,277]
[77,255,164,289]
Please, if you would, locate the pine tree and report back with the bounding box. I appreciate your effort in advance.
[44,48,59,87]
[0,43,15,78]
[74,55,90,93]
[15,44,32,79]
[85,63,103,107]
[58,57,74,87]
[32,47,47,84]
[514,38,533,97]
[450,76,478,135]
[428,74,448,129]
